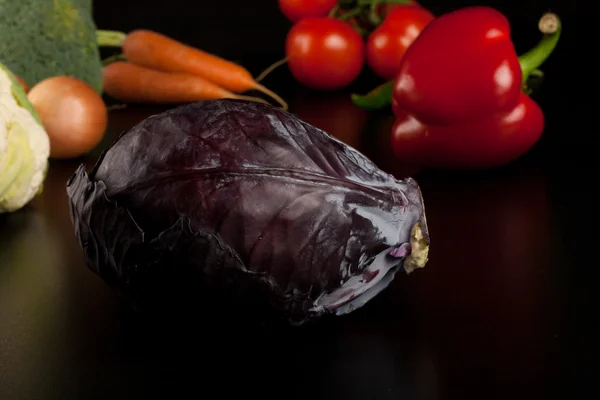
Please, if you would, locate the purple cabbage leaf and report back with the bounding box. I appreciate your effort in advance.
[66,99,430,324]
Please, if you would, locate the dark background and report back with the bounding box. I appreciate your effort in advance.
[1,1,590,400]
[92,0,576,61]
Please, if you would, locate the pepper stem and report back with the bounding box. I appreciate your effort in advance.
[518,12,562,86]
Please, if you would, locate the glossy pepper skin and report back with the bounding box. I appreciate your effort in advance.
[390,7,561,169]
[393,6,523,125]
[391,93,545,169]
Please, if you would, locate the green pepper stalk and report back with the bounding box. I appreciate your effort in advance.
[518,12,562,92]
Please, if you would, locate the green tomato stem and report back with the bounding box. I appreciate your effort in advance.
[369,0,383,26]
[357,0,413,6]
[518,12,562,86]
[338,7,365,21]
[328,4,340,18]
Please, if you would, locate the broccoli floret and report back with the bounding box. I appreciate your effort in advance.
[0,0,103,93]
[75,0,92,12]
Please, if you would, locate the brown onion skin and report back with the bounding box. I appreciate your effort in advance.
[27,76,108,159]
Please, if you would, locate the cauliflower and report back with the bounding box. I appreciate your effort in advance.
[0,63,50,213]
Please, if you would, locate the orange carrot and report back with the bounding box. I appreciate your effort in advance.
[102,61,269,105]
[97,30,288,110]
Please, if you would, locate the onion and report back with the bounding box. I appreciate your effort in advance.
[27,76,108,159]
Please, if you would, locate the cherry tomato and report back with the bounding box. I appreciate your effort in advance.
[366,5,434,80]
[286,17,365,90]
[278,0,338,23]
[376,1,418,19]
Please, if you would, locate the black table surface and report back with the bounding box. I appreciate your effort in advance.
[0,1,588,399]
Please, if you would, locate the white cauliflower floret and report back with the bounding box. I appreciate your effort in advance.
[0,65,50,213]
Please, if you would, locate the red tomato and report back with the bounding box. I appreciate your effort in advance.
[285,17,365,90]
[376,1,418,19]
[278,0,338,22]
[366,5,434,80]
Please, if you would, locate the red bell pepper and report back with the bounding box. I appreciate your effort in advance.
[390,7,561,169]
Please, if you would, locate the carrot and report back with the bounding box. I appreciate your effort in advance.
[102,61,270,105]
[97,30,288,110]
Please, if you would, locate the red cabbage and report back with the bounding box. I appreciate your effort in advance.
[66,99,430,324]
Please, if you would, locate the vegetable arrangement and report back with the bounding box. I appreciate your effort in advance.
[0,0,291,205]
[98,30,287,109]
[354,7,561,169]
[265,0,433,89]
[0,1,108,163]
[271,1,562,171]
[67,99,430,324]
[0,1,564,324]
